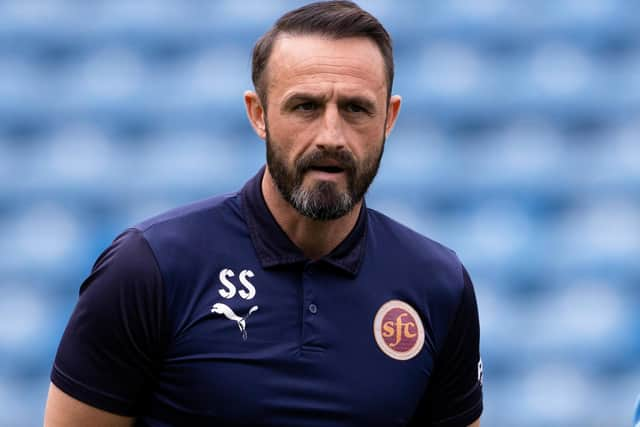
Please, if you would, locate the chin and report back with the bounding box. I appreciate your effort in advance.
[304,174,347,188]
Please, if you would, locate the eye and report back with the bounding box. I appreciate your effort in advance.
[346,103,367,113]
[294,102,316,111]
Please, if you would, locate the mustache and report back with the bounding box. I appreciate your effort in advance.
[295,149,357,174]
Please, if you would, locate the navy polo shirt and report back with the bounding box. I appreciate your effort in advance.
[52,167,483,426]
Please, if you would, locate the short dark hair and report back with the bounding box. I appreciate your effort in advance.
[251,0,394,104]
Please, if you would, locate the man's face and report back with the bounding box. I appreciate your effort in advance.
[259,35,395,221]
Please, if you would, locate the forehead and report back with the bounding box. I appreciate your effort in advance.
[265,34,387,100]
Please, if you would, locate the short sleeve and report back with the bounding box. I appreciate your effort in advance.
[410,266,483,426]
[51,228,168,416]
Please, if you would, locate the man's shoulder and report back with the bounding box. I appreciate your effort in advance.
[365,207,459,267]
[122,191,249,281]
[134,191,242,236]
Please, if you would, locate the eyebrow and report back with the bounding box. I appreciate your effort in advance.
[282,92,326,111]
[281,92,377,112]
[340,95,377,113]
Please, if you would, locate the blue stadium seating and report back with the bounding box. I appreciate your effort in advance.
[0,1,638,425]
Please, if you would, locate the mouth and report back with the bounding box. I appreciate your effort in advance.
[308,165,345,174]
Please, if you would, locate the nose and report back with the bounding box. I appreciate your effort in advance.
[316,104,346,150]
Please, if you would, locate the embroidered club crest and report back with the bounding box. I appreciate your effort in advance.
[373,300,425,361]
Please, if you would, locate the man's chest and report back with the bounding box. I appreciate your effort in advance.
[149,258,435,426]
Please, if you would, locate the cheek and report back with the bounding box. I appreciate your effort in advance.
[266,114,290,141]
[350,127,385,157]
[269,119,312,154]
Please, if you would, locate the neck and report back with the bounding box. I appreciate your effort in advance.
[261,167,362,260]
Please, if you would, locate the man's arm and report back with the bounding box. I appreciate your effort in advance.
[48,230,168,423]
[409,265,483,426]
[44,383,134,427]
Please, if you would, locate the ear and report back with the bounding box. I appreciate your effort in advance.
[384,95,402,138]
[244,90,267,140]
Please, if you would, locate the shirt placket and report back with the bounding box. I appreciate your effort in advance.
[300,261,324,352]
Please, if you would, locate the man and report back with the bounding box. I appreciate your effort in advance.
[45,1,482,426]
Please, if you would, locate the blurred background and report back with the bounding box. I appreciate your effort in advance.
[0,0,638,425]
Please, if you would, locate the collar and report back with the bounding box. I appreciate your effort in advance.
[240,166,367,277]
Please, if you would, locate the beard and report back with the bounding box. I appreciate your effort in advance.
[266,127,385,221]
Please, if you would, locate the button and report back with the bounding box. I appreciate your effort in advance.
[308,303,318,314]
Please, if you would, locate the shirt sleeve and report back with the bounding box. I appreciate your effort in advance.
[50,228,168,416]
[410,266,483,426]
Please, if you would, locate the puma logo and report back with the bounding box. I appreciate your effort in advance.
[211,303,259,341]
